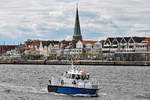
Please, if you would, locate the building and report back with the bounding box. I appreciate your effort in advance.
[0,45,19,56]
[82,41,97,54]
[25,40,60,56]
[143,38,150,51]
[24,40,40,55]
[39,40,59,56]
[102,37,150,53]
[72,5,83,42]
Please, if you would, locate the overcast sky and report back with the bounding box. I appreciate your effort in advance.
[0,0,150,44]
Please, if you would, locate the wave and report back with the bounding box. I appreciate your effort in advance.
[136,95,150,99]
[0,82,48,94]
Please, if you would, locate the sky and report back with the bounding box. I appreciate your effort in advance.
[0,0,150,44]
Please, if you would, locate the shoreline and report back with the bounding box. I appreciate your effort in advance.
[0,60,150,66]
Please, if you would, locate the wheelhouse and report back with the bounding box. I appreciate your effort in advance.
[63,71,90,80]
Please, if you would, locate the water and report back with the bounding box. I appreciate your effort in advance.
[0,64,150,100]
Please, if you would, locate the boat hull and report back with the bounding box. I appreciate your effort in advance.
[47,85,98,96]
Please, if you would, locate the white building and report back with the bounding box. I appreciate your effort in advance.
[102,37,149,53]
[39,41,60,56]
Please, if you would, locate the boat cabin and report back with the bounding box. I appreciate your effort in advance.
[63,71,90,80]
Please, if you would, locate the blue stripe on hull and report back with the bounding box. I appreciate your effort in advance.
[57,86,97,95]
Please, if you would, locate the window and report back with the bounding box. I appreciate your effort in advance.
[72,74,75,79]
[86,75,90,80]
[129,45,134,48]
[76,75,80,80]
[121,45,125,48]
[81,75,86,80]
[69,74,71,78]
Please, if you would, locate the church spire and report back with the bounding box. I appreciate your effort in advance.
[73,3,82,41]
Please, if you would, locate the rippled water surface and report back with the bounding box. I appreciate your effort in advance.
[0,64,150,100]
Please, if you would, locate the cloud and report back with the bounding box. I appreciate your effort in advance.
[0,0,150,44]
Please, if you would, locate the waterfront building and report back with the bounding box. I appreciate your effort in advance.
[0,45,19,56]
[69,40,83,55]
[92,41,103,54]
[102,37,150,61]
[119,37,130,52]
[82,41,97,54]
[102,37,150,53]
[39,41,59,56]
[143,38,150,51]
[60,40,72,49]
[24,40,40,55]
[25,40,60,56]
[69,40,102,55]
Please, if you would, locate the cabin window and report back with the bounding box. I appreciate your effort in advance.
[76,75,80,80]
[65,72,68,78]
[72,74,75,79]
[68,74,71,78]
[66,74,69,78]
[86,75,89,80]
[81,75,86,80]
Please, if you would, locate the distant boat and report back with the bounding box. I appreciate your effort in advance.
[47,61,99,97]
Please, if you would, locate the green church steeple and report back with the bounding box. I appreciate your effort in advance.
[74,5,81,36]
[73,4,82,41]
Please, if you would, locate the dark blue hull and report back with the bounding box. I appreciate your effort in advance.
[47,85,98,96]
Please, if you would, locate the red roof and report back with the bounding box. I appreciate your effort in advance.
[143,38,150,41]
[25,41,40,47]
[82,41,97,45]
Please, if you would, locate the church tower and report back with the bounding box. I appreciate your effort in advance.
[73,4,82,42]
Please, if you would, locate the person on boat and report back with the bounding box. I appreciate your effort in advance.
[49,80,51,84]
[61,80,64,85]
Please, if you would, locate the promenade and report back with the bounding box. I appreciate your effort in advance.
[0,60,150,66]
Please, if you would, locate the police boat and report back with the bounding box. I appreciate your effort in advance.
[47,64,99,97]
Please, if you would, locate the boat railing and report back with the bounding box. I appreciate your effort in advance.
[49,76,99,89]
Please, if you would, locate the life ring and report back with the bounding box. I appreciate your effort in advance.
[72,80,76,84]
